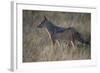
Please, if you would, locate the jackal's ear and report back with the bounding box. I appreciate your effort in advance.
[44,16,47,20]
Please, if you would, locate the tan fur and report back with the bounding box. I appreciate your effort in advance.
[71,41,75,49]
[56,40,60,47]
[45,28,60,47]
[44,28,53,44]
[44,28,76,49]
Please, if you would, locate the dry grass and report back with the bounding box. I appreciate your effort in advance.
[23,10,91,62]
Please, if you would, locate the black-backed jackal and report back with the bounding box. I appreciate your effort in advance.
[37,16,90,49]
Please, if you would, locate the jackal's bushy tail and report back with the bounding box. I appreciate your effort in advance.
[75,31,90,45]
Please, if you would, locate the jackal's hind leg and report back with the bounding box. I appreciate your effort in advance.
[71,41,76,49]
[66,41,70,48]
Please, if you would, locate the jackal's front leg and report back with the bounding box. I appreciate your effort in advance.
[51,39,56,47]
[50,37,57,48]
[51,35,60,48]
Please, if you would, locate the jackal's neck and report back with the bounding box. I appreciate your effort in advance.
[45,21,55,32]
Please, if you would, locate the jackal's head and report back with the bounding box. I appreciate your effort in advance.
[37,16,48,28]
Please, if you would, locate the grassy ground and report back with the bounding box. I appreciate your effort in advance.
[23,38,91,62]
[23,10,91,62]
